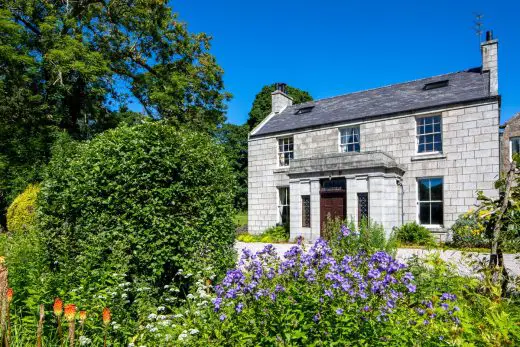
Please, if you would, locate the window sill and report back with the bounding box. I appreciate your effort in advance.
[274,167,290,173]
[421,225,445,232]
[411,153,447,162]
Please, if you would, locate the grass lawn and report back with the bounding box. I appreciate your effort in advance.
[233,211,248,227]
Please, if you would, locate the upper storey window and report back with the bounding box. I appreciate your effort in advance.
[417,116,442,153]
[340,127,360,153]
[278,137,294,167]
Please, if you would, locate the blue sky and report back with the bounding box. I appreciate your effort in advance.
[172,0,520,125]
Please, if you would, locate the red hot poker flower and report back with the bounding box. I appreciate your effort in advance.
[53,298,63,317]
[6,288,13,303]
[64,304,76,322]
[102,307,111,326]
[79,310,87,323]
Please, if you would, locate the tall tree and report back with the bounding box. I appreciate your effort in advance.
[215,123,248,211]
[247,84,312,130]
[0,1,230,226]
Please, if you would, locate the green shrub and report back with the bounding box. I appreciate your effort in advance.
[324,216,397,256]
[394,222,435,246]
[6,184,40,233]
[35,123,236,327]
[236,225,289,243]
[449,211,490,249]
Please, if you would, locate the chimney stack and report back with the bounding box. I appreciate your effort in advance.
[481,30,498,96]
[271,83,293,114]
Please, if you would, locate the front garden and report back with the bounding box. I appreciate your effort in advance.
[0,123,518,346]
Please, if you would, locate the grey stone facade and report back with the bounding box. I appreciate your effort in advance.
[248,36,500,242]
[248,102,500,241]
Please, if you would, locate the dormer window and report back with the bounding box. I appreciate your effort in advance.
[423,80,449,90]
[278,137,294,167]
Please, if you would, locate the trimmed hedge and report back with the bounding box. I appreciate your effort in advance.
[6,183,40,233]
[394,222,435,246]
[37,123,236,309]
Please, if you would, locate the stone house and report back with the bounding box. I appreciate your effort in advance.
[500,112,520,173]
[248,33,500,242]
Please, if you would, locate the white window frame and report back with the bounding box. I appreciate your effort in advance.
[278,137,294,167]
[417,177,444,227]
[510,137,520,160]
[339,126,361,153]
[278,187,290,225]
[416,115,442,154]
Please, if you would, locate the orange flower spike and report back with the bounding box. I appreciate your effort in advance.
[79,310,87,323]
[6,288,13,303]
[64,304,76,322]
[102,307,111,326]
[53,297,63,316]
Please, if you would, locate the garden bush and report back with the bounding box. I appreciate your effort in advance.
[6,184,40,233]
[236,225,289,243]
[394,222,435,246]
[323,216,398,256]
[33,123,236,328]
[449,211,490,249]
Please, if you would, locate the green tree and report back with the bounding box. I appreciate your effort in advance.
[0,1,230,224]
[247,84,312,130]
[215,123,248,210]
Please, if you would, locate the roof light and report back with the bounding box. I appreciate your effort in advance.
[423,80,449,90]
[295,106,314,115]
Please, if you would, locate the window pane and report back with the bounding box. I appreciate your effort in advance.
[430,178,443,201]
[512,138,520,154]
[434,123,441,133]
[302,195,311,228]
[425,124,433,133]
[434,134,441,143]
[426,143,433,151]
[418,144,425,153]
[430,202,443,225]
[434,141,442,152]
[418,179,430,201]
[419,203,431,224]
[354,143,360,152]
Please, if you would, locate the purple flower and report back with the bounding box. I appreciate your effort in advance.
[440,293,457,302]
[235,302,243,313]
[336,308,344,315]
[340,225,351,237]
[324,289,334,298]
[440,303,449,310]
[423,319,430,325]
[275,284,285,292]
[219,314,227,321]
[406,283,416,293]
[313,313,321,322]
[212,297,222,312]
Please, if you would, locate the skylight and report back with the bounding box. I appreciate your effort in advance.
[295,106,314,115]
[423,80,449,90]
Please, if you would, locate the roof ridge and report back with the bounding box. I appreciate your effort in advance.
[291,67,483,107]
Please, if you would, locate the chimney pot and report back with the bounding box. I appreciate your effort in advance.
[271,82,293,114]
[486,30,493,41]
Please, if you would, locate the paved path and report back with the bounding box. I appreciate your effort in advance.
[235,242,520,277]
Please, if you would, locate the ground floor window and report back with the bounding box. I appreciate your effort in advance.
[418,177,443,226]
[302,195,311,228]
[357,192,369,224]
[511,137,520,159]
[278,187,290,226]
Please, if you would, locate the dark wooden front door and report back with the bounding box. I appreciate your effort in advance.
[320,178,346,236]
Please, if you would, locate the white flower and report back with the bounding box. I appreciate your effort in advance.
[189,329,199,335]
[157,306,166,312]
[149,327,158,333]
[121,293,128,299]
[157,315,167,320]
[159,320,171,326]
[178,333,188,341]
[186,294,195,299]
[127,343,135,347]
[79,336,92,345]
[148,313,157,320]
[173,313,183,318]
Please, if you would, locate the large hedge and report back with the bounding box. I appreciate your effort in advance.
[7,183,40,233]
[37,123,236,309]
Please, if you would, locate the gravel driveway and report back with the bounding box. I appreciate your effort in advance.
[235,242,520,277]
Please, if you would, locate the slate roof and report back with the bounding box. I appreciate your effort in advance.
[253,68,494,137]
